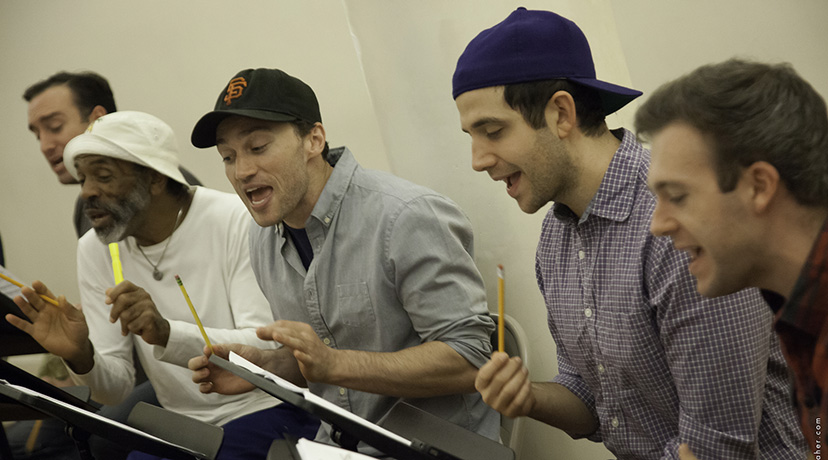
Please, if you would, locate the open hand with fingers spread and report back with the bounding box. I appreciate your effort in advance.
[105,281,170,346]
[5,280,94,373]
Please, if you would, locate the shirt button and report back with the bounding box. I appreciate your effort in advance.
[584,308,593,318]
[324,216,331,224]
[323,338,331,346]
[339,387,346,396]
[578,250,585,260]
[597,364,605,374]
[611,417,619,428]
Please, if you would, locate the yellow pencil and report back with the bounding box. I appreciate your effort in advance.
[175,274,213,352]
[25,419,43,454]
[497,264,505,353]
[0,272,60,307]
[108,243,124,285]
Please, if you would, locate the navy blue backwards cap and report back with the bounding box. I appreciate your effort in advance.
[191,68,321,148]
[452,7,641,115]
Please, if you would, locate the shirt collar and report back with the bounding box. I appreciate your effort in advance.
[309,146,355,228]
[553,128,644,224]
[274,146,356,239]
[776,217,828,337]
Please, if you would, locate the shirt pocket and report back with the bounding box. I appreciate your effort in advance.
[336,282,376,328]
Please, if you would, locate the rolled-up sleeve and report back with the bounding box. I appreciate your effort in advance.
[385,194,495,368]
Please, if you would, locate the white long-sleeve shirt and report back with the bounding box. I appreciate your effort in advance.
[70,187,278,425]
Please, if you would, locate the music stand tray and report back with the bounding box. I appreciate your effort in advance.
[0,380,212,460]
[209,353,513,460]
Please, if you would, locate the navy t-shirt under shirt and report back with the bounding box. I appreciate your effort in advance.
[283,224,313,270]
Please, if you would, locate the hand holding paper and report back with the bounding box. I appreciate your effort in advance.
[189,343,269,395]
[225,352,411,447]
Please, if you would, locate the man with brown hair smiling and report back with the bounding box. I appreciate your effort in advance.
[452,8,804,459]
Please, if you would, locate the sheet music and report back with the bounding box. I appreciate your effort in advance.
[227,352,412,446]
[229,351,305,393]
[295,437,377,460]
[0,265,22,299]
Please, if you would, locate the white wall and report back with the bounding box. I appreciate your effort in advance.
[2,1,827,459]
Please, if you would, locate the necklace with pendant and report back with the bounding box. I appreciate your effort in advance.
[136,204,184,281]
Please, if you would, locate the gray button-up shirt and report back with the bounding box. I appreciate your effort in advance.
[249,147,499,452]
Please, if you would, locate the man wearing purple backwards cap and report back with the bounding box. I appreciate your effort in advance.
[453,8,804,459]
[188,68,498,456]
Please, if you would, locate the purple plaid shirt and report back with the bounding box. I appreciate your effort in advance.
[535,129,805,459]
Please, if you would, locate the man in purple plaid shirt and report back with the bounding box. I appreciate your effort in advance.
[452,8,805,459]
[637,59,828,460]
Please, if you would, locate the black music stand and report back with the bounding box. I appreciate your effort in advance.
[209,354,514,460]
[0,292,45,357]
[0,380,217,460]
[0,354,94,459]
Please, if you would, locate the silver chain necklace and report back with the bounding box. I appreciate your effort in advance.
[136,205,184,281]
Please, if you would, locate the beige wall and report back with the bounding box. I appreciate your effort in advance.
[1,1,826,459]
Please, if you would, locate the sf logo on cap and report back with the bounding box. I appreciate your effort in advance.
[223,77,248,106]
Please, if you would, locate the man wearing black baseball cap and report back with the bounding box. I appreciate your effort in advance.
[189,68,499,455]
[453,8,803,459]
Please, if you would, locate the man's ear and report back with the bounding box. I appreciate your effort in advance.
[88,105,108,122]
[742,161,780,213]
[544,91,576,139]
[306,122,327,160]
[149,170,168,196]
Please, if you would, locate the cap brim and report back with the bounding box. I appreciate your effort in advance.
[64,133,188,185]
[191,109,300,148]
[64,134,124,181]
[568,77,643,115]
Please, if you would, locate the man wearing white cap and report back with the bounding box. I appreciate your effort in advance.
[6,111,318,459]
[453,7,804,459]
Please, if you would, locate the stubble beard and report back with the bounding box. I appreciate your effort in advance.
[524,129,577,213]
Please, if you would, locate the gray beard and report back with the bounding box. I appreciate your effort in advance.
[93,182,151,244]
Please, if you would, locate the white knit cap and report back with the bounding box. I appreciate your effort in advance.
[64,111,187,185]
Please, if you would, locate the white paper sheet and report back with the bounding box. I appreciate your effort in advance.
[295,437,377,460]
[227,352,412,446]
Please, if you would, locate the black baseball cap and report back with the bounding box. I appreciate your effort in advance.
[191,68,322,148]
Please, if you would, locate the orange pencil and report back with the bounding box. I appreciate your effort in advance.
[0,272,60,307]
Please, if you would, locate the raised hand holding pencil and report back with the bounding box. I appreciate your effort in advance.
[0,272,59,307]
[4,278,94,373]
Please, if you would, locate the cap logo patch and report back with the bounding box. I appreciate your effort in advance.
[223,77,248,106]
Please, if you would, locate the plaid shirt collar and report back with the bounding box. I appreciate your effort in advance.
[776,217,828,337]
[553,128,642,225]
